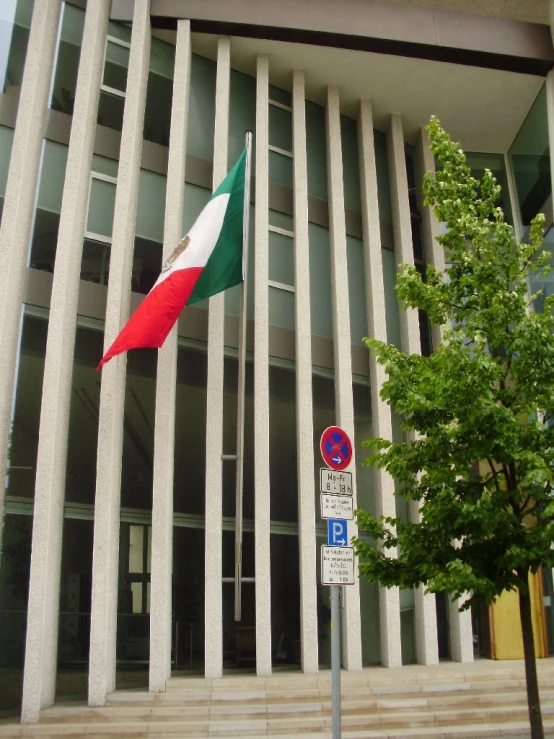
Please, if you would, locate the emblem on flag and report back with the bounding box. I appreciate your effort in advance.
[161,235,190,273]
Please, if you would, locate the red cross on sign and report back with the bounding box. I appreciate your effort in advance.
[320,426,352,471]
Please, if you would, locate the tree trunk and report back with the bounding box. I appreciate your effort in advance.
[518,571,544,739]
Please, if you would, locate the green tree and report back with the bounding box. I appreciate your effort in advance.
[354,117,554,739]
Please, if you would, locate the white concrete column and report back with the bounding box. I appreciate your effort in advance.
[292,70,318,674]
[204,36,231,679]
[0,0,62,555]
[387,113,438,666]
[358,99,402,669]
[416,128,473,664]
[148,19,191,694]
[88,2,151,706]
[254,54,272,676]
[21,0,110,723]
[325,85,362,671]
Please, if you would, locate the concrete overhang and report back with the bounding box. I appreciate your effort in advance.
[110,0,552,153]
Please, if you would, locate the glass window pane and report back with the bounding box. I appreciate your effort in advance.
[29,140,68,273]
[306,100,327,202]
[269,285,294,331]
[382,247,401,348]
[65,325,103,505]
[269,104,292,153]
[144,35,174,146]
[341,115,361,214]
[188,54,216,163]
[107,21,131,44]
[229,68,256,166]
[270,533,301,667]
[268,209,293,232]
[269,84,291,107]
[87,178,116,237]
[103,40,129,92]
[121,348,157,511]
[133,236,162,295]
[172,527,205,674]
[57,517,93,689]
[92,154,118,178]
[347,235,367,346]
[309,222,333,340]
[269,149,293,190]
[0,125,14,227]
[375,130,394,250]
[129,526,144,574]
[81,238,110,285]
[51,3,84,116]
[173,346,208,516]
[510,85,550,232]
[0,0,33,99]
[0,513,33,711]
[131,583,142,614]
[136,169,166,243]
[269,230,294,286]
[269,364,297,523]
[7,313,47,499]
[97,89,125,135]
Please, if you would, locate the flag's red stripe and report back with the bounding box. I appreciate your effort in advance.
[96,266,203,370]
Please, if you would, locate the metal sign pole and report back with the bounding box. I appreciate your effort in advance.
[331,584,341,739]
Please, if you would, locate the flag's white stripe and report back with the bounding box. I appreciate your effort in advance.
[153,193,230,290]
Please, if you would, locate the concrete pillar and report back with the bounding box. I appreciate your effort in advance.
[325,85,362,671]
[292,70,318,673]
[0,0,62,556]
[204,36,231,679]
[416,128,474,664]
[253,54,272,676]
[21,0,110,722]
[148,19,191,694]
[88,0,151,706]
[357,99,402,668]
[387,113,438,666]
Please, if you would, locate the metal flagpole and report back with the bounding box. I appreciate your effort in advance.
[234,131,253,621]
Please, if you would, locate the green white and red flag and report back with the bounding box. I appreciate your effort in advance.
[97,148,247,370]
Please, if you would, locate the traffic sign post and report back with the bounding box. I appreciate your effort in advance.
[320,426,354,739]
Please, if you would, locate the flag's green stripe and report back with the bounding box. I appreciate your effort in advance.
[187,148,247,305]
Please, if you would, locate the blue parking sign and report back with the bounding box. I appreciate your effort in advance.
[328,519,348,547]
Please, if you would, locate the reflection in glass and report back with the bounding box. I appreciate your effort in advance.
[65,325,103,505]
[144,37,174,146]
[269,364,297,523]
[172,527,205,673]
[0,0,33,100]
[29,141,68,273]
[173,345,208,516]
[56,518,93,699]
[50,3,84,116]
[510,85,550,233]
[116,522,150,688]
[0,513,33,712]
[103,40,129,93]
[271,534,300,668]
[7,312,47,500]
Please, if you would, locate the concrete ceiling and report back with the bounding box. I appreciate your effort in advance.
[370,0,550,26]
[191,32,544,154]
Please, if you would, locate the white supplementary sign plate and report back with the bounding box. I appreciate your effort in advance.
[321,545,355,586]
[320,493,354,520]
[320,468,353,496]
